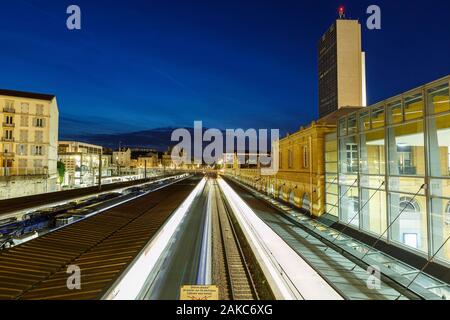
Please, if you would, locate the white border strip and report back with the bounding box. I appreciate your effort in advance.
[218,177,343,300]
[103,177,207,300]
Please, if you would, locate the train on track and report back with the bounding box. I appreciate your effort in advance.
[0,174,189,250]
[0,192,123,249]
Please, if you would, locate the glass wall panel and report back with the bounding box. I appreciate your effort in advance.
[430,178,450,198]
[340,186,359,227]
[371,106,385,129]
[326,174,338,184]
[360,175,385,189]
[388,121,425,176]
[327,183,338,195]
[339,118,347,136]
[339,135,359,174]
[360,129,385,175]
[388,176,426,195]
[389,193,428,253]
[326,162,338,173]
[427,113,450,178]
[359,110,370,131]
[404,93,424,121]
[428,83,450,114]
[325,132,339,217]
[430,197,450,264]
[326,204,338,217]
[388,100,403,124]
[348,114,357,135]
[361,188,387,236]
[326,193,338,206]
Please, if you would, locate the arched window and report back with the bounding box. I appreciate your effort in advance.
[302,193,311,211]
[278,187,284,199]
[399,197,420,213]
[289,191,296,205]
[268,184,274,196]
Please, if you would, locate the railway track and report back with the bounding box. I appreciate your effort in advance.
[213,180,258,300]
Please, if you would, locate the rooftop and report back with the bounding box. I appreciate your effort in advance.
[0,89,55,101]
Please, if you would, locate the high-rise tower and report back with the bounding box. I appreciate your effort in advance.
[318,7,366,118]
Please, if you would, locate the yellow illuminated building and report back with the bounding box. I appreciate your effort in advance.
[228,109,358,217]
[0,89,59,199]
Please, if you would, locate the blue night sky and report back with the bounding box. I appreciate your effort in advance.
[0,0,449,137]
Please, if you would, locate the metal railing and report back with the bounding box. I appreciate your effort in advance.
[0,152,15,157]
[2,108,15,113]
[2,123,15,127]
[0,167,48,177]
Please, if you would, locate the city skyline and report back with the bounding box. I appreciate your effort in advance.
[0,1,448,304]
[0,0,448,138]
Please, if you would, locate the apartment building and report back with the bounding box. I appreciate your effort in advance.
[0,89,59,199]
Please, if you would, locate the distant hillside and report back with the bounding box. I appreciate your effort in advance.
[60,127,184,151]
[61,127,275,152]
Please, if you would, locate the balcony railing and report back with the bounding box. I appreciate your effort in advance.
[2,108,15,113]
[0,152,15,157]
[0,167,48,177]
[2,123,15,127]
[398,166,417,175]
[1,137,15,142]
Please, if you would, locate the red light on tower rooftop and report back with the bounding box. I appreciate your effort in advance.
[338,6,346,18]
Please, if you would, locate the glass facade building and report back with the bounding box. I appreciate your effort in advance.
[326,76,450,266]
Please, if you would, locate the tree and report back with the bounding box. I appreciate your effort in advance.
[57,161,66,184]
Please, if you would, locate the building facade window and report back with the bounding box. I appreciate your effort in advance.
[404,93,424,121]
[288,149,293,168]
[388,121,425,177]
[279,151,282,169]
[17,144,27,156]
[336,78,450,265]
[21,103,29,114]
[346,143,358,173]
[36,104,44,115]
[303,146,309,168]
[20,116,28,127]
[35,131,44,143]
[18,159,27,168]
[5,116,13,124]
[371,106,385,129]
[33,159,43,168]
[35,118,45,128]
[4,130,13,140]
[20,130,28,142]
[5,100,14,110]
[34,146,44,156]
[388,100,402,124]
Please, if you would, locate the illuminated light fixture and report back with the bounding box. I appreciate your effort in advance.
[218,178,343,300]
[103,177,207,300]
[338,6,346,19]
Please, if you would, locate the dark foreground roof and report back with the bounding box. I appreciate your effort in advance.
[0,89,55,101]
